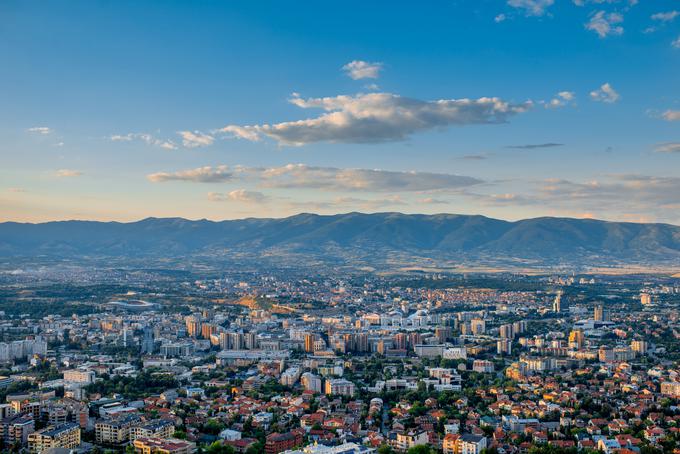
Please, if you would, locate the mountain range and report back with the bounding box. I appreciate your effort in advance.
[2,212,680,269]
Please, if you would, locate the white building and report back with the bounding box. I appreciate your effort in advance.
[301,372,322,393]
[63,369,95,384]
[324,378,355,396]
[460,434,487,454]
[280,367,301,386]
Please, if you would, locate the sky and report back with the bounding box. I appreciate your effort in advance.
[1,0,680,224]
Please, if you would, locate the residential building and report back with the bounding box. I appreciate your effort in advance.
[28,422,80,453]
[133,437,196,454]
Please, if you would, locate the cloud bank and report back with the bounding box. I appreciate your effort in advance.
[148,163,482,192]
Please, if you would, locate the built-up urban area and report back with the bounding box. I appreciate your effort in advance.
[0,268,678,454]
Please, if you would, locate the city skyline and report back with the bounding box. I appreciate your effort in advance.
[2,0,680,223]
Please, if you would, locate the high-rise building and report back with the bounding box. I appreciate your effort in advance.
[568,329,585,349]
[201,323,218,340]
[512,320,527,335]
[304,333,315,353]
[393,333,408,350]
[376,340,385,355]
[640,293,652,306]
[553,291,563,313]
[594,305,609,322]
[141,325,155,354]
[244,332,257,350]
[218,332,229,350]
[499,324,514,339]
[228,332,244,350]
[185,315,201,338]
[201,308,214,320]
[435,326,452,343]
[121,326,131,348]
[356,333,369,352]
[470,318,486,335]
[313,339,326,352]
[631,339,649,354]
[497,339,512,355]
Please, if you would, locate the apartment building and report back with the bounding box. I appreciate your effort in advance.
[28,422,80,453]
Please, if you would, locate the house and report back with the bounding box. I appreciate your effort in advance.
[597,438,621,454]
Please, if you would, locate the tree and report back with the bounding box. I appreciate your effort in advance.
[245,441,265,454]
[481,448,500,454]
[206,442,235,454]
[407,446,434,454]
[203,419,224,435]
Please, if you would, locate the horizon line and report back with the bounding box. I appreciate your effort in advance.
[1,211,677,227]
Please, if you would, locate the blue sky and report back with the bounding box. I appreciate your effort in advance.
[2,0,680,223]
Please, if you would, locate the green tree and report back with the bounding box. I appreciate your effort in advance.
[407,446,435,454]
[206,442,235,454]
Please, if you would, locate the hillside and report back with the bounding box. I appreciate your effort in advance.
[2,213,680,268]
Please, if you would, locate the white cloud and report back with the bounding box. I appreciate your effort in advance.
[673,36,680,48]
[662,110,680,121]
[464,174,680,223]
[545,91,576,108]
[55,169,82,178]
[507,0,554,16]
[148,163,482,192]
[574,0,638,6]
[418,197,449,204]
[585,11,624,38]
[256,164,482,192]
[342,60,383,80]
[27,126,53,135]
[535,175,680,212]
[287,195,407,211]
[590,83,620,103]
[651,11,679,22]
[655,142,680,153]
[148,165,233,183]
[217,125,261,141]
[208,189,268,203]
[217,92,532,146]
[494,14,507,23]
[110,133,177,150]
[110,134,133,142]
[178,130,215,148]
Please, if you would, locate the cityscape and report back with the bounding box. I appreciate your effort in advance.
[0,265,677,454]
[2,1,680,454]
